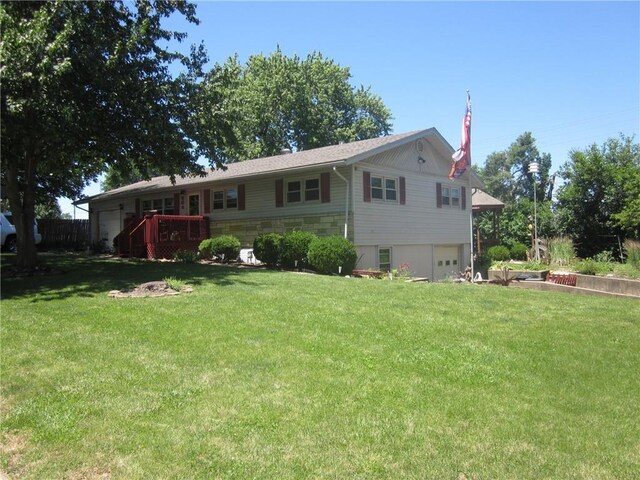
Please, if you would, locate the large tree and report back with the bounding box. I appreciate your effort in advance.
[1,0,232,268]
[555,135,640,258]
[476,133,555,247]
[206,48,393,162]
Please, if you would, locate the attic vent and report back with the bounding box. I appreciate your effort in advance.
[279,148,292,155]
[415,139,425,153]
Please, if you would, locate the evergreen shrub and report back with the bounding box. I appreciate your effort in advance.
[281,230,318,269]
[199,235,241,262]
[308,235,358,275]
[253,233,283,268]
[487,245,511,262]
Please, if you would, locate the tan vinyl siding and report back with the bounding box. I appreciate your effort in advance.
[353,143,471,247]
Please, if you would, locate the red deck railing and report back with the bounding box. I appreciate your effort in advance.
[115,213,209,259]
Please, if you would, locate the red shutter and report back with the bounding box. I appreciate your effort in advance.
[321,172,330,203]
[275,179,284,207]
[436,183,442,208]
[461,186,467,210]
[238,184,246,211]
[135,198,141,216]
[203,189,211,214]
[399,176,406,205]
[363,171,371,203]
[173,193,180,214]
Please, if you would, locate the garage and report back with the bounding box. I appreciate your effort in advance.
[433,245,461,281]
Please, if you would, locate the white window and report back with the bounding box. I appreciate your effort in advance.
[287,181,301,203]
[378,247,392,272]
[142,197,174,214]
[371,175,398,202]
[212,188,238,210]
[451,188,460,207]
[305,179,320,202]
[286,177,320,204]
[226,188,238,209]
[441,186,460,208]
[213,191,224,210]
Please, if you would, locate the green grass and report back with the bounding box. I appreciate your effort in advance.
[2,253,639,479]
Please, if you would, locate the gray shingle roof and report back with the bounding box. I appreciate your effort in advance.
[80,129,436,203]
[472,189,505,210]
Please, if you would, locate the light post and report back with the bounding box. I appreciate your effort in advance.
[528,161,540,261]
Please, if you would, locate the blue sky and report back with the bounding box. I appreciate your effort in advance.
[62,1,639,218]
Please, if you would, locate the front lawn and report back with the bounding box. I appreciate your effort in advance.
[1,254,639,479]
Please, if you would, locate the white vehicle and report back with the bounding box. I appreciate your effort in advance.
[1,212,42,252]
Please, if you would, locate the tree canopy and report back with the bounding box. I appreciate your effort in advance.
[205,48,393,162]
[475,133,556,248]
[555,135,640,258]
[1,0,232,267]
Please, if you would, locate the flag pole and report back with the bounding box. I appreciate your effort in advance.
[470,208,475,282]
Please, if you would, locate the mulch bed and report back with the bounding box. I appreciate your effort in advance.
[108,281,193,298]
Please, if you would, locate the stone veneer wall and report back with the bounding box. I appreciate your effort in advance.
[210,213,354,246]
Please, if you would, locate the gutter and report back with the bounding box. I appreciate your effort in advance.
[332,166,349,239]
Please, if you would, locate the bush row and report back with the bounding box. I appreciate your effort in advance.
[254,231,357,275]
[190,231,358,275]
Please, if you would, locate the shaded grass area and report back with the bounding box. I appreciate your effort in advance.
[1,254,639,478]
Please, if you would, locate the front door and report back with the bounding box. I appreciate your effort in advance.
[189,194,200,215]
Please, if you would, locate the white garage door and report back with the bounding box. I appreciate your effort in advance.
[434,245,461,281]
[98,210,122,250]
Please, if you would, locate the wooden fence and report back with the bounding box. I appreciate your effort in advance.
[38,219,90,250]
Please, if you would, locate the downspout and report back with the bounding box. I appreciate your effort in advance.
[332,166,349,239]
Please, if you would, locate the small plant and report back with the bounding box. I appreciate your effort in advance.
[281,230,318,269]
[199,235,241,262]
[307,235,358,275]
[548,237,575,266]
[173,248,199,263]
[593,249,615,264]
[392,262,412,280]
[253,233,283,268]
[163,276,186,291]
[624,239,640,267]
[487,245,510,262]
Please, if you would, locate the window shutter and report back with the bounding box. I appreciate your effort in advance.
[174,193,180,214]
[238,184,246,211]
[436,183,442,208]
[203,189,211,214]
[135,198,141,216]
[275,179,284,207]
[363,171,371,203]
[321,172,331,203]
[461,186,467,210]
[399,176,406,205]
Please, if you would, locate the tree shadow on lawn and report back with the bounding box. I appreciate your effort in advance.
[0,253,267,302]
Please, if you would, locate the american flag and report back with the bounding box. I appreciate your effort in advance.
[449,92,472,179]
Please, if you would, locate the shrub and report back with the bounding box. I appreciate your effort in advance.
[173,248,199,263]
[624,239,640,267]
[307,235,358,275]
[573,258,613,276]
[253,233,283,268]
[487,245,510,262]
[199,235,241,262]
[548,236,575,266]
[281,230,318,269]
[509,242,528,261]
[473,255,492,278]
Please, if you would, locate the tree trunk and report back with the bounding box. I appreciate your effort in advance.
[5,155,38,269]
